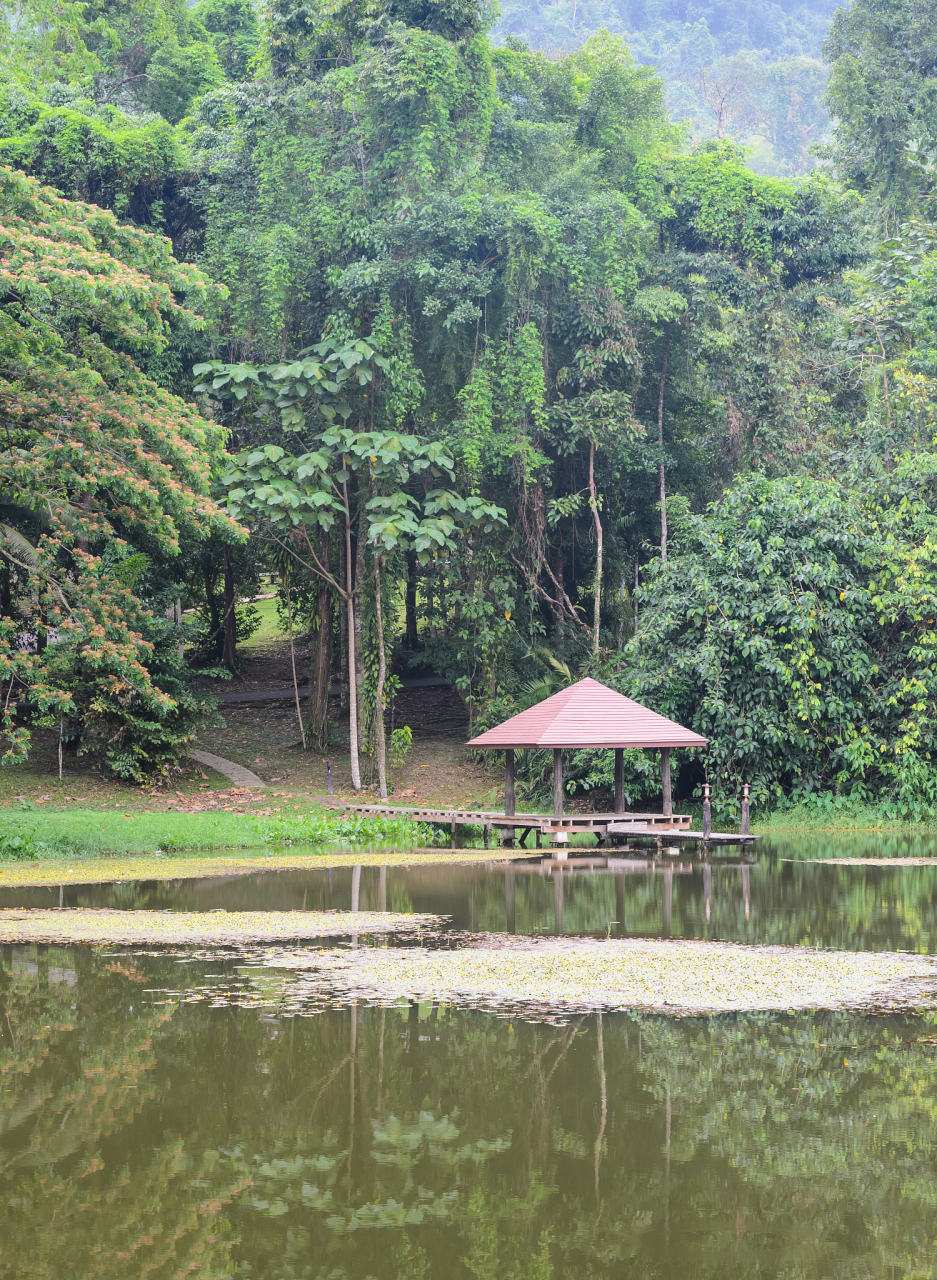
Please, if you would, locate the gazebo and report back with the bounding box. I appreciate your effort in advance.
[466,677,707,820]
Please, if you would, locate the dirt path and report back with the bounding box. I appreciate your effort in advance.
[190,749,267,788]
[0,632,499,813]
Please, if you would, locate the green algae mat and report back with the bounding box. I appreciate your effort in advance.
[0,907,443,945]
[0,847,538,888]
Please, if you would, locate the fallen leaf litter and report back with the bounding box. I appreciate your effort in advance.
[0,908,445,946]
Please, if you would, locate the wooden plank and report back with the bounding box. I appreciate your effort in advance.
[607,823,756,844]
[344,803,694,835]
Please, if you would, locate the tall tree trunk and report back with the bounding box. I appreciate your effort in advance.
[352,502,366,747]
[405,549,419,651]
[553,535,565,641]
[203,560,221,658]
[222,544,237,672]
[343,483,361,790]
[76,490,91,554]
[374,553,388,799]
[589,441,603,654]
[338,530,349,714]
[634,555,639,636]
[658,321,671,564]
[312,530,332,750]
[286,573,306,751]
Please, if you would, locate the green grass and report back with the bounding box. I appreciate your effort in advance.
[241,595,286,650]
[0,809,298,859]
[754,799,937,833]
[0,806,447,860]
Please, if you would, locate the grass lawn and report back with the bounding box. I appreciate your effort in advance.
[753,801,937,833]
[0,802,459,860]
[0,806,329,858]
[239,595,286,650]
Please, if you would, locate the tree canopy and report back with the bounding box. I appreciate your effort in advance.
[0,0,936,810]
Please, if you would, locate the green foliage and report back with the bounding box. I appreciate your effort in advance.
[0,83,185,224]
[0,831,33,860]
[602,473,937,817]
[496,0,838,179]
[6,0,936,818]
[0,0,225,123]
[253,810,440,846]
[389,723,413,767]
[0,166,242,776]
[823,0,937,221]
[191,0,260,81]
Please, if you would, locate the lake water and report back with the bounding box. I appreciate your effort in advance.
[2,834,937,1277]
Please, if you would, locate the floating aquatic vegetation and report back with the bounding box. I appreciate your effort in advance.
[0,908,446,946]
[161,935,937,1023]
[0,848,538,889]
[785,858,937,866]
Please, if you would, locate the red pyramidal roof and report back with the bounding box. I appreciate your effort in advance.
[466,677,707,750]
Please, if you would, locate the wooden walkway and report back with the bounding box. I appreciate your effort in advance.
[345,804,754,848]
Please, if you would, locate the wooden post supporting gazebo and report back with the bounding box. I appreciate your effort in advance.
[466,677,706,825]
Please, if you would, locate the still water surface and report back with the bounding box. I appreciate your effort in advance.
[3,835,937,1277]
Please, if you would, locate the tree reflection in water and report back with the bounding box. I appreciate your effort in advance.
[2,944,937,1278]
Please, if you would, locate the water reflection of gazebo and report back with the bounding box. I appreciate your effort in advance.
[466,677,707,833]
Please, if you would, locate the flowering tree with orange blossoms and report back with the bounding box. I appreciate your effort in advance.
[0,166,244,778]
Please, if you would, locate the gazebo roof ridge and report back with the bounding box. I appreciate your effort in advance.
[466,677,707,750]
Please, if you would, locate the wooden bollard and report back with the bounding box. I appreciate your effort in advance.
[702,783,711,840]
[327,759,333,795]
[741,783,750,836]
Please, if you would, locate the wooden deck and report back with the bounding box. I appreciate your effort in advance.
[344,804,753,847]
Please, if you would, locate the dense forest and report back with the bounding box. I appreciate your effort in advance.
[0,0,936,816]
[498,0,840,177]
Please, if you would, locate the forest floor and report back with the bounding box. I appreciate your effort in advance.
[0,623,503,821]
[3,620,936,840]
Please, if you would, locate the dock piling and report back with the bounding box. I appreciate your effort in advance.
[663,867,673,936]
[702,784,711,840]
[553,749,564,817]
[661,748,672,818]
[504,750,515,818]
[703,862,712,922]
